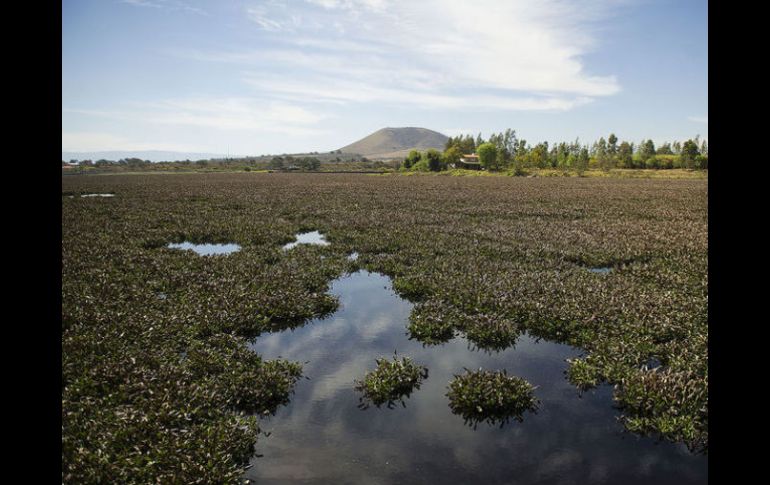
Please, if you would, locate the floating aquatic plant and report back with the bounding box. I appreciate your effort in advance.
[62,172,707,482]
[458,314,522,353]
[407,300,456,345]
[447,368,539,428]
[355,354,428,409]
[566,357,601,390]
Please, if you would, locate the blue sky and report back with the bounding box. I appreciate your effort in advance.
[62,0,707,156]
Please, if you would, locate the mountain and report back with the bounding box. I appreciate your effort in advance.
[61,150,228,162]
[338,127,449,159]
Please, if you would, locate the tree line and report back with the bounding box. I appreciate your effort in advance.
[401,130,708,173]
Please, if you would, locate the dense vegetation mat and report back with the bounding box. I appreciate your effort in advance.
[62,173,707,482]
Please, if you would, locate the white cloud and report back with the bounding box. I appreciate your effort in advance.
[244,75,591,111]
[65,97,331,136]
[121,0,207,15]
[121,0,163,8]
[247,6,293,31]
[688,116,708,123]
[231,0,622,111]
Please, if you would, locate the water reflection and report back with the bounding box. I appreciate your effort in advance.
[247,270,707,484]
[167,241,241,256]
[283,230,330,250]
[589,267,612,274]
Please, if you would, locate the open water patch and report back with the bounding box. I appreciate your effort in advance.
[246,270,707,484]
[166,241,241,256]
[589,266,613,274]
[283,230,329,250]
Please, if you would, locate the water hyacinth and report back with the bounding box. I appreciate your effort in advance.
[355,354,429,409]
[614,366,708,454]
[566,357,601,390]
[458,313,522,353]
[63,173,707,482]
[447,369,539,428]
[407,300,457,345]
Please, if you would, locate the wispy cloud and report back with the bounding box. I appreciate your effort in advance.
[121,0,207,15]
[67,0,642,153]
[243,75,592,111]
[688,116,708,123]
[246,5,299,31]
[219,0,623,111]
[65,97,331,136]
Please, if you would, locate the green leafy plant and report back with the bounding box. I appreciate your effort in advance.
[447,369,539,428]
[355,354,429,409]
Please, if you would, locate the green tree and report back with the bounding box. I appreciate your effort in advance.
[503,128,517,161]
[424,149,443,171]
[442,146,461,168]
[404,150,421,170]
[461,135,476,154]
[645,155,660,169]
[681,139,700,169]
[639,139,656,165]
[595,137,610,171]
[607,134,618,169]
[268,157,285,170]
[618,141,634,168]
[575,147,589,175]
[556,142,570,170]
[477,142,498,170]
[530,142,549,169]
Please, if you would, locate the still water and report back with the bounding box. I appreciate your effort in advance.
[588,267,612,274]
[283,231,330,250]
[247,270,707,484]
[166,242,241,256]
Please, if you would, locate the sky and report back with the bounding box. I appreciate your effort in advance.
[62,0,708,156]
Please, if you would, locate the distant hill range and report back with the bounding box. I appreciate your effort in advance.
[62,127,449,163]
[338,127,449,159]
[62,150,228,162]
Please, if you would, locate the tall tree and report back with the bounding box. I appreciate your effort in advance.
[503,128,517,159]
[575,147,589,175]
[639,139,656,164]
[477,142,499,171]
[657,143,673,155]
[681,139,700,169]
[442,146,461,169]
[617,142,632,168]
[607,133,618,169]
[595,137,610,171]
